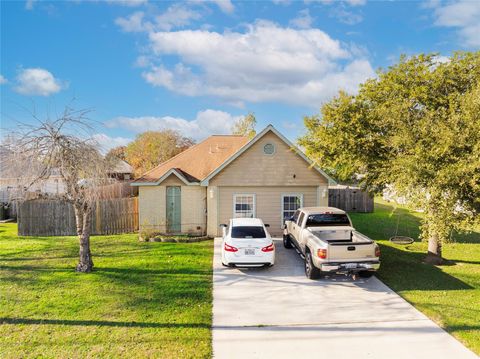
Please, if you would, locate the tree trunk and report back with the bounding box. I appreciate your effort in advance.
[74,204,94,273]
[424,233,444,265]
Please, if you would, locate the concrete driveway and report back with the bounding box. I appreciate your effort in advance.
[212,238,477,359]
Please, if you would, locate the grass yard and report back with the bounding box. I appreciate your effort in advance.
[350,198,480,355]
[0,223,213,358]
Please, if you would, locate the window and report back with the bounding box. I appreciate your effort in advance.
[292,210,300,223]
[305,213,351,227]
[233,194,255,218]
[231,226,266,238]
[298,212,305,226]
[282,194,303,223]
[263,143,275,155]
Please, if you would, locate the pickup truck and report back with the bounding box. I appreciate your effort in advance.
[283,207,380,279]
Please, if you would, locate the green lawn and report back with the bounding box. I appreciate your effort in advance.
[350,198,480,355]
[1,200,479,357]
[0,223,213,358]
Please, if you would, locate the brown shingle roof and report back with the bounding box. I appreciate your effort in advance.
[135,135,250,183]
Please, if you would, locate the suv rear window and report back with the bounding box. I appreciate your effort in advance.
[231,226,266,238]
[305,214,350,227]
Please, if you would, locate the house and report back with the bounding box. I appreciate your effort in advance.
[107,159,134,181]
[132,125,335,237]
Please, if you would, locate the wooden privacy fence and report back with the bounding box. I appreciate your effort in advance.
[328,187,374,213]
[18,197,139,236]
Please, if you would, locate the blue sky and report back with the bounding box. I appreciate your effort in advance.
[1,0,479,151]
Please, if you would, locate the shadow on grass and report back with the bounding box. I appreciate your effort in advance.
[350,202,480,244]
[0,317,209,328]
[377,244,473,292]
[0,265,211,276]
[349,201,477,292]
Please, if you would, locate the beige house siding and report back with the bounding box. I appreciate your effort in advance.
[161,174,185,186]
[181,186,207,234]
[139,174,206,234]
[216,186,320,236]
[138,129,330,237]
[209,132,327,187]
[207,186,219,237]
[139,186,166,231]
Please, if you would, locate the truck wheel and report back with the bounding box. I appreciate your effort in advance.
[305,251,321,279]
[359,271,375,278]
[283,234,293,249]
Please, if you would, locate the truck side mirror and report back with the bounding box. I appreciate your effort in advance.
[219,224,227,228]
[264,224,270,228]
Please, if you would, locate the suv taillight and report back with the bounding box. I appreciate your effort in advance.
[317,249,327,259]
[375,245,381,257]
[224,243,238,252]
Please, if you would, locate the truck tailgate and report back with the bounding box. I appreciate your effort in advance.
[327,242,376,262]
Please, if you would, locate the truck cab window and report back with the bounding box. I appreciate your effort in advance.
[292,210,300,223]
[297,212,305,226]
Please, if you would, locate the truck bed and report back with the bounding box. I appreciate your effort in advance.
[309,228,373,244]
[309,228,376,261]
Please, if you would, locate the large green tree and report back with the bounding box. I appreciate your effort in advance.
[125,130,194,175]
[300,52,480,264]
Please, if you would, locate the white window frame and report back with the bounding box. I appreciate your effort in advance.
[281,193,304,227]
[233,194,256,218]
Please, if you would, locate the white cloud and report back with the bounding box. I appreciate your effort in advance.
[0,74,7,84]
[272,0,291,5]
[140,21,374,107]
[289,9,314,29]
[115,11,150,32]
[304,0,366,6]
[116,4,202,33]
[330,6,363,25]
[134,55,151,67]
[431,0,480,47]
[345,0,366,6]
[106,109,243,140]
[155,3,202,31]
[106,0,147,7]
[14,68,64,96]
[92,133,132,153]
[205,0,235,14]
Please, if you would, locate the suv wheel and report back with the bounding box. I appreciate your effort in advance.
[283,234,293,249]
[305,251,321,279]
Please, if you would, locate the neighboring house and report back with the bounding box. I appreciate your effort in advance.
[0,155,134,198]
[0,169,66,201]
[133,125,335,237]
[108,159,134,181]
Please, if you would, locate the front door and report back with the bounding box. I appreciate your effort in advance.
[166,186,181,233]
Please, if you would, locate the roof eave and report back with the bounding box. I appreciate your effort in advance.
[131,168,200,186]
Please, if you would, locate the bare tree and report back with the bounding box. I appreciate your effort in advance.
[3,107,113,272]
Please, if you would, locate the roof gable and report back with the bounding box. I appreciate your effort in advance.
[201,125,336,185]
[133,125,335,187]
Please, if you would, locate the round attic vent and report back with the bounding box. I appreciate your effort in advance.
[263,143,275,155]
